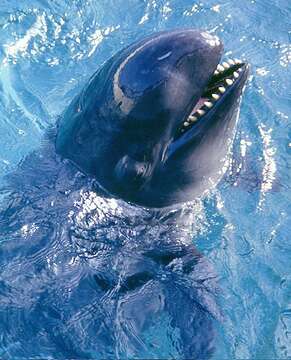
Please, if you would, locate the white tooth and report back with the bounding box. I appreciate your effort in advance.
[183,121,190,127]
[218,86,226,93]
[228,59,235,65]
[204,101,213,108]
[197,109,205,116]
[212,93,220,100]
[234,58,242,64]
[233,71,239,78]
[223,61,230,69]
[226,78,233,86]
[214,70,219,75]
[217,64,224,72]
[189,115,198,122]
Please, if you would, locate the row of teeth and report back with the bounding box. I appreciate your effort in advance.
[213,58,242,75]
[181,58,243,132]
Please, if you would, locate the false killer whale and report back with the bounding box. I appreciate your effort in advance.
[0,29,248,359]
[56,28,249,208]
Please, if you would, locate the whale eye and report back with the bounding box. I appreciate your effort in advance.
[114,155,150,189]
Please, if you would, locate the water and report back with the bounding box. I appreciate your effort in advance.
[0,0,290,358]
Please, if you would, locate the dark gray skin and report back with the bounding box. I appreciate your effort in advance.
[56,29,249,208]
[0,29,248,359]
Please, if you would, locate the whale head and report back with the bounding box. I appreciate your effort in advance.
[56,29,249,208]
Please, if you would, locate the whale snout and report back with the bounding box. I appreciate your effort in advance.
[116,29,224,121]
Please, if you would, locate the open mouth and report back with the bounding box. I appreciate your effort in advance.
[176,58,247,138]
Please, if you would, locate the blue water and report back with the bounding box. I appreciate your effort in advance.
[0,0,290,359]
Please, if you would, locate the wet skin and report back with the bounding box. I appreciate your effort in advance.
[55,29,248,356]
[0,29,249,359]
[56,29,249,208]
